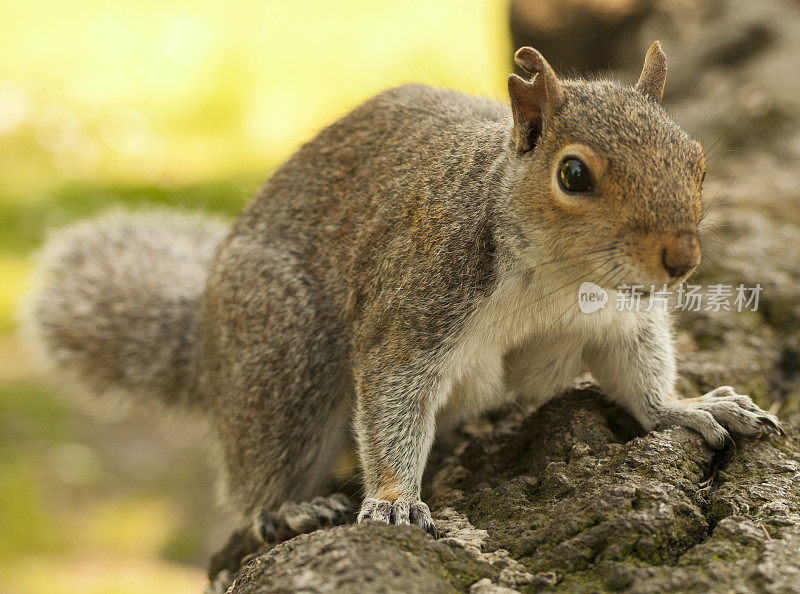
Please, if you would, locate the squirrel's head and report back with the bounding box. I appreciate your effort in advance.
[506,41,704,290]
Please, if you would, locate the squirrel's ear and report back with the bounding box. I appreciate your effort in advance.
[635,41,667,102]
[508,47,565,153]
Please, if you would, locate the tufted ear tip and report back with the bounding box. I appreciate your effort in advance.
[507,47,565,153]
[650,40,665,59]
[514,46,545,75]
[636,41,668,102]
[511,46,566,108]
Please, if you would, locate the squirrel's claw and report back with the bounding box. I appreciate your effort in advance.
[757,415,786,438]
[358,497,437,538]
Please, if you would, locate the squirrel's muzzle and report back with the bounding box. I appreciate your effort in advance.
[660,232,701,281]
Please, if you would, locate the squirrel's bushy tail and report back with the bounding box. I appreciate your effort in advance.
[22,210,227,411]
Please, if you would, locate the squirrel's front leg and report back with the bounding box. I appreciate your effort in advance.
[585,310,782,447]
[353,355,442,537]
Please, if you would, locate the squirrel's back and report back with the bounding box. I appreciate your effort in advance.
[216,84,511,339]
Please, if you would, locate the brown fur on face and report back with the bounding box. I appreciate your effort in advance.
[508,78,705,289]
[625,230,701,286]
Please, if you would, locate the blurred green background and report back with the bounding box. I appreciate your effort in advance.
[0,1,508,591]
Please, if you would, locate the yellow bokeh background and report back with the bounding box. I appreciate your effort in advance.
[0,1,509,592]
[1,0,508,194]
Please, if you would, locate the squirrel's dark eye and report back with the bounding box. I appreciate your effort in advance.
[558,157,594,194]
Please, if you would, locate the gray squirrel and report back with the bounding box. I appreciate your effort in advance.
[24,42,783,539]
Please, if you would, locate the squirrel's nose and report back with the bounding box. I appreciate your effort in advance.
[661,232,701,280]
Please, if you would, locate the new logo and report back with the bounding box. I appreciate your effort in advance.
[578,282,608,314]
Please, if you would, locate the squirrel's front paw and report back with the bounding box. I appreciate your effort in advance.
[357,497,437,538]
[658,386,784,448]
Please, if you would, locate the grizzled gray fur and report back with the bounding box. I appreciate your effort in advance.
[25,43,782,538]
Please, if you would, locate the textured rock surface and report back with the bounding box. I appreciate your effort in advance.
[215,388,800,593]
[229,522,499,594]
[213,0,800,591]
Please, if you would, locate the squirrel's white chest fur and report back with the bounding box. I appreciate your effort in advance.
[437,271,635,422]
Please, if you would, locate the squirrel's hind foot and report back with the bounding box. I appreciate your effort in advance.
[357,497,438,538]
[206,493,354,591]
[254,492,355,543]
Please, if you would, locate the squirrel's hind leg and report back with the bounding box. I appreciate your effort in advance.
[202,242,357,586]
[203,243,354,518]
